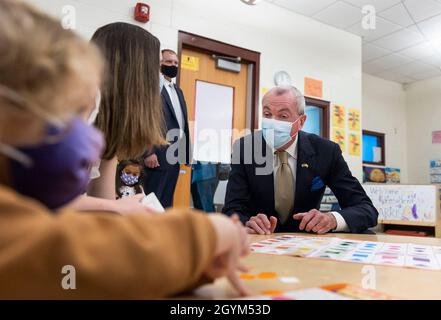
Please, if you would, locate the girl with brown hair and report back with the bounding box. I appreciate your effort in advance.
[67,22,167,213]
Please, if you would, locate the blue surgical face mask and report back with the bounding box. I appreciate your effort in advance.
[262,117,301,150]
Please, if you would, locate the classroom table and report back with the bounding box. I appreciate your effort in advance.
[188,233,441,300]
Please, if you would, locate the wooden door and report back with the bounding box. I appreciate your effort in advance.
[172,47,249,207]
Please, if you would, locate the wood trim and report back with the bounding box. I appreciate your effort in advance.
[380,220,436,227]
[177,30,260,130]
[362,130,386,166]
[305,96,330,139]
[435,185,441,237]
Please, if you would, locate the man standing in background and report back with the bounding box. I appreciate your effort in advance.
[143,49,191,208]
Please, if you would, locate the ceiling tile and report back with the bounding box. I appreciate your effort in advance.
[313,1,362,29]
[345,16,402,42]
[421,53,441,66]
[417,14,441,40]
[390,60,439,75]
[398,41,438,59]
[407,25,420,33]
[343,0,401,12]
[366,53,414,69]
[410,68,441,80]
[370,28,424,51]
[403,0,441,22]
[363,43,392,61]
[363,61,388,74]
[378,3,414,27]
[375,70,416,83]
[268,0,441,84]
[272,0,338,16]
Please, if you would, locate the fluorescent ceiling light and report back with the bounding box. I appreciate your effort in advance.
[240,0,263,5]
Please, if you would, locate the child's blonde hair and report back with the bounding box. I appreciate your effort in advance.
[0,0,103,125]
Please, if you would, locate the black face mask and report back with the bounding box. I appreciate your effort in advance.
[161,64,178,79]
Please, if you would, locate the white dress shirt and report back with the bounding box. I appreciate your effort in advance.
[272,136,349,232]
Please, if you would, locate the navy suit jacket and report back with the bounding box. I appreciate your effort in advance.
[145,85,191,167]
[222,131,378,234]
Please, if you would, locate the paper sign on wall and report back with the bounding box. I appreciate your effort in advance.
[181,54,199,71]
[432,131,441,144]
[332,128,346,152]
[348,132,361,156]
[363,166,386,183]
[385,168,401,184]
[332,105,345,129]
[430,160,441,184]
[363,185,437,222]
[348,109,361,131]
[373,147,382,163]
[304,77,323,98]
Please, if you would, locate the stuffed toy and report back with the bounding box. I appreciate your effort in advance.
[116,159,144,199]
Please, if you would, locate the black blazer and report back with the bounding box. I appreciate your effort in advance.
[222,131,378,234]
[145,85,191,167]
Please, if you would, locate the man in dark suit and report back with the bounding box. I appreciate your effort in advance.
[143,49,190,208]
[222,86,378,234]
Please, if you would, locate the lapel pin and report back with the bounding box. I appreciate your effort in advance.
[301,163,309,168]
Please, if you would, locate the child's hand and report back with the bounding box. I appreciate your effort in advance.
[113,194,157,215]
[230,214,251,257]
[205,214,252,297]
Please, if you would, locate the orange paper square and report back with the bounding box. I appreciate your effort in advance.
[304,77,323,98]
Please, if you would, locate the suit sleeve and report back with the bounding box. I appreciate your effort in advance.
[222,140,252,224]
[327,143,379,233]
[142,146,156,159]
[0,191,216,299]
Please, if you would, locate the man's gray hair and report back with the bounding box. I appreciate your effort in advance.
[276,85,306,116]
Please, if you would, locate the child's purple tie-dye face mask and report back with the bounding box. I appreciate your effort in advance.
[0,84,104,210]
[7,117,104,209]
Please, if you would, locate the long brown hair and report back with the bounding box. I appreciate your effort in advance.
[91,22,165,160]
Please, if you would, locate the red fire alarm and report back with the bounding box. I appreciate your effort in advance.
[134,3,150,23]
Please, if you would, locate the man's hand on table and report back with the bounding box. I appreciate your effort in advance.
[245,213,277,235]
[244,209,337,235]
[294,209,337,234]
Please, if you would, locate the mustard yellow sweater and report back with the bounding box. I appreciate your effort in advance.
[0,185,216,299]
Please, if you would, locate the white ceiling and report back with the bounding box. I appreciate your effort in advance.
[265,0,441,84]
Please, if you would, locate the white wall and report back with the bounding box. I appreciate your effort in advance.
[406,77,441,184]
[362,73,408,183]
[28,0,364,179]
[363,73,441,185]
